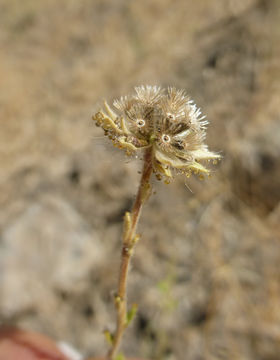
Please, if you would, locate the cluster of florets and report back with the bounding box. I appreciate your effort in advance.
[92,86,221,181]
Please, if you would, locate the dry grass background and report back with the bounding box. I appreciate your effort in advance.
[0,0,280,359]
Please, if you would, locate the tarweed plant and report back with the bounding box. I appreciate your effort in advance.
[92,86,221,359]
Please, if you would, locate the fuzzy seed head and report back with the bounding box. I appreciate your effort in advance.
[92,86,221,181]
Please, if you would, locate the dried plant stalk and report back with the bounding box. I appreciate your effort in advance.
[107,148,153,360]
[92,86,221,359]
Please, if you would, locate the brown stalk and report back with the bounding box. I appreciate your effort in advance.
[107,148,153,360]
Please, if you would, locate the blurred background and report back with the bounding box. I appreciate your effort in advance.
[0,0,280,359]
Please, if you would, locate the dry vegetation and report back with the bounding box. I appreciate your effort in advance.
[0,0,280,359]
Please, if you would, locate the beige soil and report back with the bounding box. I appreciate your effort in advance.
[0,0,280,359]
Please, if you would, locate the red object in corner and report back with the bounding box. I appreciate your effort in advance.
[0,328,70,360]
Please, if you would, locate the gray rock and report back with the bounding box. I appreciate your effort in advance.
[0,194,104,317]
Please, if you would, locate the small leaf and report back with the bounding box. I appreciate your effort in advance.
[115,353,126,360]
[123,212,131,240]
[103,329,114,345]
[126,303,138,326]
[114,294,123,310]
[132,234,140,245]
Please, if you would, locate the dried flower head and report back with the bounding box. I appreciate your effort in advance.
[92,86,221,181]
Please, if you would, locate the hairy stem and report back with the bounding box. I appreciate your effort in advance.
[107,148,153,360]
